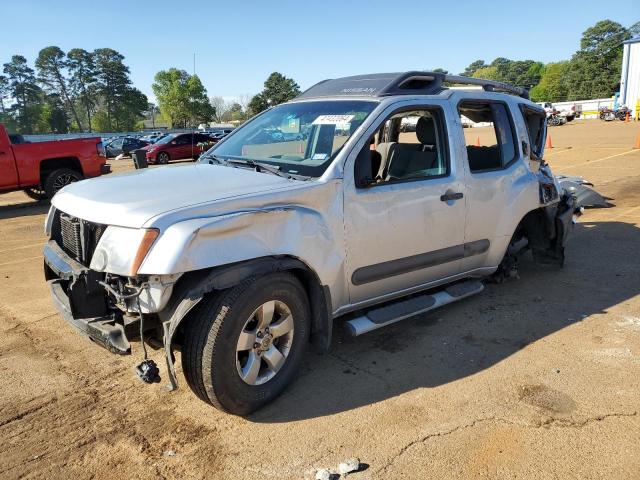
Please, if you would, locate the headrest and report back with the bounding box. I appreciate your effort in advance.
[416,116,437,145]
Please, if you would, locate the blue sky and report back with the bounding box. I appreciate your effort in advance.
[1,0,638,102]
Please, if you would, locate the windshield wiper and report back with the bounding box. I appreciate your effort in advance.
[226,158,293,179]
[202,154,227,165]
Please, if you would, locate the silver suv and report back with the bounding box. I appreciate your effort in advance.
[43,72,576,415]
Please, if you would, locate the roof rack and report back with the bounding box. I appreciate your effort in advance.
[443,74,529,99]
[296,71,529,100]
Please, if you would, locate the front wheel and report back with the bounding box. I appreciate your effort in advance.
[182,273,310,415]
[156,151,170,164]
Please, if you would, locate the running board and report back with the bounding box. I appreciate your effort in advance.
[345,280,484,336]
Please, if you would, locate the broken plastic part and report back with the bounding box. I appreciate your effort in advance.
[135,359,161,384]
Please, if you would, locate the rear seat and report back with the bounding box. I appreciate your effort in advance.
[466,145,501,171]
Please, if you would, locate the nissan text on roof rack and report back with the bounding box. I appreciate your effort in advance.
[43,71,577,415]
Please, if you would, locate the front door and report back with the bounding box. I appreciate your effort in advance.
[344,104,466,305]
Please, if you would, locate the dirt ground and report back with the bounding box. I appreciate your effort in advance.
[1,120,639,479]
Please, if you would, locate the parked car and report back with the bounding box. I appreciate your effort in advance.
[0,123,109,199]
[144,132,215,164]
[43,71,577,415]
[105,137,149,158]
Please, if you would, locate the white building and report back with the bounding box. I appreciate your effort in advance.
[620,36,640,118]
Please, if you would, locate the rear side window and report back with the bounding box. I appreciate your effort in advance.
[520,105,546,158]
[458,101,517,173]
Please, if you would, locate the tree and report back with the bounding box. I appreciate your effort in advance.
[35,46,82,131]
[431,68,448,74]
[152,68,191,127]
[113,87,147,131]
[145,102,159,128]
[0,75,9,114]
[92,48,146,130]
[38,93,70,133]
[209,96,228,122]
[93,48,131,130]
[472,65,500,81]
[249,72,300,114]
[566,20,630,100]
[3,55,42,133]
[629,21,640,38]
[186,74,214,125]
[530,62,570,102]
[222,102,245,122]
[461,60,485,77]
[153,68,212,127]
[67,48,97,131]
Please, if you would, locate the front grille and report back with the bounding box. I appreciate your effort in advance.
[54,210,106,265]
[60,214,83,259]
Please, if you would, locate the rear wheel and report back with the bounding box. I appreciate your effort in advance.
[44,168,83,198]
[182,273,310,415]
[156,151,170,164]
[24,187,47,201]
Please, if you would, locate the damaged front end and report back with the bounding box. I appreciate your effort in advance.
[495,163,579,281]
[43,208,180,383]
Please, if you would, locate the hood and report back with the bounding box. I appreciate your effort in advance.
[52,164,294,228]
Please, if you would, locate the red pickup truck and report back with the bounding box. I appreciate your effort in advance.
[0,124,110,199]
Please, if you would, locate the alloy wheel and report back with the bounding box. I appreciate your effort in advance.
[235,300,295,385]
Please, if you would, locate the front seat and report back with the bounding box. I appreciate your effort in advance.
[386,116,439,180]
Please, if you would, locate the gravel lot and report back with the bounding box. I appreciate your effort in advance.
[1,120,639,479]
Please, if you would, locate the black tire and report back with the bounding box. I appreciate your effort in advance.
[156,151,170,164]
[182,273,310,415]
[24,187,47,201]
[44,168,83,198]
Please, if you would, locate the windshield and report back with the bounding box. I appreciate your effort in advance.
[155,134,177,145]
[201,100,377,177]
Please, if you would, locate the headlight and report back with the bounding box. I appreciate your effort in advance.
[90,226,159,276]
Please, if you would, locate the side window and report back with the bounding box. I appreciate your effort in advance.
[175,135,190,146]
[366,108,448,184]
[520,106,546,158]
[458,101,517,173]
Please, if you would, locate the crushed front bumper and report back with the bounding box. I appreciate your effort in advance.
[44,241,130,355]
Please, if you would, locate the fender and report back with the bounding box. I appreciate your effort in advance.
[157,256,332,390]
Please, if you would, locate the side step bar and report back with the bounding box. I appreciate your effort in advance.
[345,280,484,336]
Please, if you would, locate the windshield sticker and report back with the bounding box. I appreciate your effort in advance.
[312,114,355,125]
[312,153,328,160]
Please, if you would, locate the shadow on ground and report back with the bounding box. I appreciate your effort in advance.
[0,200,49,220]
[250,220,640,422]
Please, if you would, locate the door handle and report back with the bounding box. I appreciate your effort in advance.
[440,192,463,202]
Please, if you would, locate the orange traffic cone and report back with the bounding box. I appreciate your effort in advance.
[545,134,553,149]
[634,130,640,149]
[475,136,481,147]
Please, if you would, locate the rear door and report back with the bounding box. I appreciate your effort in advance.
[456,96,534,273]
[344,101,467,304]
[0,130,19,190]
[172,134,192,159]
